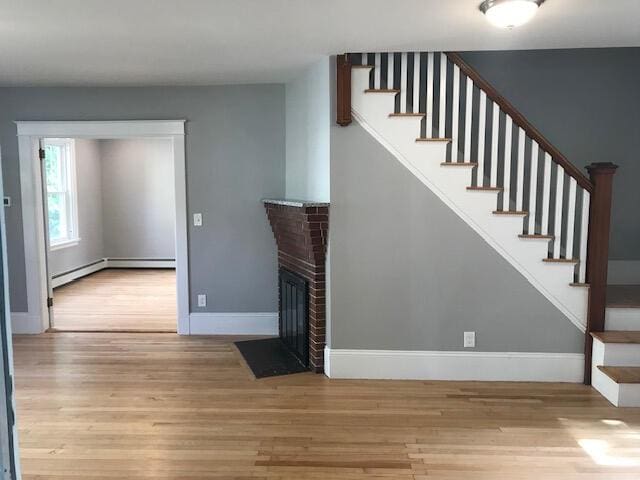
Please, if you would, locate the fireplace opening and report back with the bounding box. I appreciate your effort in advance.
[279,268,309,367]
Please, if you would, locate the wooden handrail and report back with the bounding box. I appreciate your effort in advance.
[446,52,594,193]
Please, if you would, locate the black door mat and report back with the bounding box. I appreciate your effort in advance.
[235,338,308,378]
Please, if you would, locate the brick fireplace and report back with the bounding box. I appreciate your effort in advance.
[263,199,329,372]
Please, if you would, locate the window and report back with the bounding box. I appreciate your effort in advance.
[44,139,79,249]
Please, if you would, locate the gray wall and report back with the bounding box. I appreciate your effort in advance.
[99,138,175,259]
[0,86,285,313]
[330,122,584,353]
[48,139,104,275]
[460,48,640,261]
[285,58,330,201]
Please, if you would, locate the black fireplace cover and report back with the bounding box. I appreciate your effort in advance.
[235,338,308,378]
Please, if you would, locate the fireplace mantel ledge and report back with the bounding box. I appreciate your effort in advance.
[262,198,329,208]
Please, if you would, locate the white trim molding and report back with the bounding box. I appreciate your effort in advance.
[51,259,107,288]
[324,347,584,383]
[105,258,176,269]
[189,312,278,336]
[9,312,41,335]
[608,260,640,285]
[16,120,185,138]
[15,120,189,334]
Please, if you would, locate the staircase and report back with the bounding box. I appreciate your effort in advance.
[591,286,640,406]
[336,51,636,406]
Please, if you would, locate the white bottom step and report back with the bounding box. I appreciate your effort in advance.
[592,366,640,407]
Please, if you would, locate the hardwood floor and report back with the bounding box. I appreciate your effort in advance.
[12,332,640,479]
[52,269,176,332]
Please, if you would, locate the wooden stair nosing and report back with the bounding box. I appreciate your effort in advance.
[597,365,640,384]
[466,186,503,192]
[365,88,400,93]
[590,331,640,344]
[440,162,477,167]
[519,234,554,240]
[542,258,579,264]
[416,137,452,142]
[493,210,528,216]
[389,112,426,118]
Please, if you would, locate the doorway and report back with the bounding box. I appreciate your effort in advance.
[16,121,189,335]
[41,137,178,332]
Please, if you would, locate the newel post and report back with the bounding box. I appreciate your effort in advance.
[336,54,352,126]
[583,162,618,384]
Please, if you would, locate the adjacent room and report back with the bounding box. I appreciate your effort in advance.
[43,137,177,332]
[1,1,639,480]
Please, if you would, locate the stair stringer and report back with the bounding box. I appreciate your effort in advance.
[351,68,587,332]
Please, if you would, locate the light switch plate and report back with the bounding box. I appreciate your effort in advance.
[464,331,476,348]
[193,213,203,226]
[197,294,207,307]
[3,197,10,207]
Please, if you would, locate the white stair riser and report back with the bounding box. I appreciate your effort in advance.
[592,337,640,367]
[605,308,640,331]
[352,68,588,329]
[592,367,640,407]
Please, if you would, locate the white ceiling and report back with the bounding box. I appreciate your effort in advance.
[1,0,639,86]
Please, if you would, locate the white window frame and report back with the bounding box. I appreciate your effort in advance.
[43,138,80,250]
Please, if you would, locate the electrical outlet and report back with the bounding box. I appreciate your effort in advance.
[197,294,207,307]
[193,213,203,226]
[464,331,476,348]
[3,196,10,207]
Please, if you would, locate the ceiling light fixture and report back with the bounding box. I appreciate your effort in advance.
[479,0,545,29]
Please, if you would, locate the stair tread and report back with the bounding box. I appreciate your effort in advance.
[365,88,400,93]
[591,331,640,344]
[467,186,503,192]
[416,137,452,142]
[519,234,554,240]
[570,282,590,287]
[441,162,477,167]
[353,64,374,69]
[493,210,528,216]
[607,285,640,308]
[542,258,579,264]
[597,366,640,384]
[389,112,426,117]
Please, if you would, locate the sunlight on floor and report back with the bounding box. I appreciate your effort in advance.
[559,417,640,468]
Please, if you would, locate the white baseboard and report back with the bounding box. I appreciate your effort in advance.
[189,312,278,335]
[325,347,584,382]
[10,312,42,334]
[608,260,640,285]
[52,259,107,288]
[51,258,176,288]
[105,258,176,268]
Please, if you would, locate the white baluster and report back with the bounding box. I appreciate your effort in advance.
[464,77,473,163]
[578,190,590,283]
[439,53,447,137]
[451,65,460,162]
[516,128,525,212]
[490,103,500,187]
[502,116,513,211]
[541,153,552,235]
[566,178,577,260]
[553,166,565,258]
[426,53,434,137]
[413,52,420,113]
[477,91,487,186]
[400,53,408,113]
[387,52,394,90]
[528,141,540,234]
[374,53,381,89]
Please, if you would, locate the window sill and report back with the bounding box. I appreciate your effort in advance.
[50,238,81,251]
